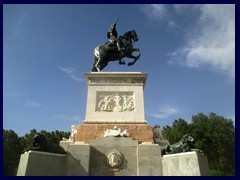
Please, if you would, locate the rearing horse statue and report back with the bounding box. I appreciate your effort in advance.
[92,30,141,72]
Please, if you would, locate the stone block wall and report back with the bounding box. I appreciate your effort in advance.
[138,144,162,176]
[89,137,139,176]
[17,151,65,176]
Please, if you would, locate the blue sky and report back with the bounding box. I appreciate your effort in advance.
[3,4,235,136]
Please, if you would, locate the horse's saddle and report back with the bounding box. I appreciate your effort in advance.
[105,40,118,47]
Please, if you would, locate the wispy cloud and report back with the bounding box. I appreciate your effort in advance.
[26,100,42,108]
[151,106,178,119]
[58,66,83,82]
[168,4,235,80]
[140,4,235,80]
[140,4,166,21]
[52,114,81,122]
[139,4,179,31]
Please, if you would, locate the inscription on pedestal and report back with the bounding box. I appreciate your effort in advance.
[96,91,135,112]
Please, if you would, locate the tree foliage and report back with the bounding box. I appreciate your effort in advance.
[3,130,23,176]
[162,118,190,144]
[162,112,235,175]
[3,129,70,176]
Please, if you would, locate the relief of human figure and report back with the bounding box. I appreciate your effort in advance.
[97,95,113,111]
[97,95,106,111]
[97,93,135,112]
[122,95,128,111]
[128,97,135,111]
[105,95,114,111]
[113,93,122,112]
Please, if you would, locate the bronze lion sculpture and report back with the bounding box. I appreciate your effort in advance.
[26,133,66,154]
[162,134,203,155]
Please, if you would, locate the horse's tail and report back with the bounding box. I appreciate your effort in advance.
[92,46,102,72]
[94,46,101,59]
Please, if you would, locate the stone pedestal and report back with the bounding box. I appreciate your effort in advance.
[73,72,152,143]
[16,72,210,176]
[162,152,210,176]
[17,151,65,176]
[17,138,162,176]
[84,72,147,123]
[17,145,91,176]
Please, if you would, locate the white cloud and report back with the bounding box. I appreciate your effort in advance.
[140,4,166,21]
[152,106,178,119]
[26,100,42,108]
[140,4,235,79]
[58,66,74,74]
[169,4,235,79]
[58,66,83,82]
[52,114,81,122]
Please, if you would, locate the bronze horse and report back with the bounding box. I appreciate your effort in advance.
[92,30,141,72]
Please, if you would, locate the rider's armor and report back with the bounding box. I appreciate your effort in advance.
[107,24,125,55]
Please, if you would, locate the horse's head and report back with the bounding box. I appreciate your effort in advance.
[130,30,139,42]
[123,30,139,42]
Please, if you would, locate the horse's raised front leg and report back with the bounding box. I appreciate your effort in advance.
[118,59,126,65]
[126,48,141,66]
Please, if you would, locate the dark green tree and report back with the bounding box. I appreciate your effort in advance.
[190,112,235,174]
[162,112,235,175]
[162,118,190,143]
[3,128,70,176]
[39,130,70,144]
[3,129,24,176]
[20,129,38,152]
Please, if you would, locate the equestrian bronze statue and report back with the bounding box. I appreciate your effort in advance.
[92,17,141,72]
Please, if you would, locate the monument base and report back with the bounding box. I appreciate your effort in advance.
[17,137,162,176]
[89,137,162,176]
[73,123,154,144]
[162,152,210,176]
[17,151,66,176]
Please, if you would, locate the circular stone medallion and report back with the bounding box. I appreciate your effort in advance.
[106,149,123,168]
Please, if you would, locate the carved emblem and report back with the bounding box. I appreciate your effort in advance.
[103,126,129,137]
[106,150,123,168]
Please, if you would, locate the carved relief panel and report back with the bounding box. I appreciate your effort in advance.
[96,92,135,112]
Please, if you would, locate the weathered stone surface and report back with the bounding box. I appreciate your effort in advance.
[89,137,138,176]
[17,151,65,176]
[90,136,138,146]
[17,139,209,176]
[138,144,161,156]
[64,153,89,176]
[138,144,163,176]
[162,151,210,176]
[84,72,147,123]
[74,123,154,143]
